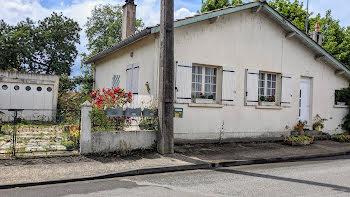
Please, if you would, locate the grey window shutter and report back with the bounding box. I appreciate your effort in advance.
[175,61,192,104]
[281,73,292,107]
[222,66,236,105]
[126,64,133,93]
[132,64,139,107]
[245,69,259,106]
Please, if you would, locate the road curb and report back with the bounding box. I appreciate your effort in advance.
[1,151,350,190]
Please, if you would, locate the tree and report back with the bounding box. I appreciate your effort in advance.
[269,0,350,66]
[80,4,144,94]
[269,0,309,32]
[0,13,81,76]
[85,4,144,54]
[201,0,243,13]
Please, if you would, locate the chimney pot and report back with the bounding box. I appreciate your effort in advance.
[310,23,322,46]
[122,0,137,40]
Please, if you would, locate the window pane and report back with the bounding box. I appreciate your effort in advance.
[259,73,265,80]
[267,81,271,88]
[192,74,195,82]
[267,89,271,95]
[272,75,276,81]
[259,88,264,96]
[205,76,210,83]
[272,89,276,95]
[205,84,210,92]
[192,66,195,73]
[198,67,202,74]
[212,85,216,92]
[259,81,264,87]
[213,68,217,75]
[267,74,271,80]
[272,82,276,88]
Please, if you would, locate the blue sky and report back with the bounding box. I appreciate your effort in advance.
[1,0,350,76]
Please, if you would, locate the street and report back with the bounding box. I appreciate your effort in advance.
[1,155,350,197]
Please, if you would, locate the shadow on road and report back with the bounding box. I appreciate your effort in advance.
[216,168,350,193]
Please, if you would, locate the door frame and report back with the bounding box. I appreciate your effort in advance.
[299,77,313,128]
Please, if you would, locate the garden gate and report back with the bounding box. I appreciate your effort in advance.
[0,108,81,157]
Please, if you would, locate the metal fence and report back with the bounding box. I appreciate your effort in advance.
[0,109,81,157]
[91,108,158,132]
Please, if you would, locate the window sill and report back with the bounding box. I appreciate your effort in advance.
[334,105,348,108]
[255,105,282,110]
[188,103,224,108]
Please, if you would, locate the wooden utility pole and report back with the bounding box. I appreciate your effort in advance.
[157,0,174,154]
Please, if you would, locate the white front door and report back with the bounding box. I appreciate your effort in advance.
[299,77,311,126]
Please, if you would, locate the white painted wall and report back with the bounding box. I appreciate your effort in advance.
[95,35,158,108]
[0,71,59,121]
[94,9,349,140]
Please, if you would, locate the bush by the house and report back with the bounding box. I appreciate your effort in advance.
[283,135,314,146]
[334,134,350,142]
[90,88,132,131]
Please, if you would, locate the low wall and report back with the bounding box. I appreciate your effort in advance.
[90,130,156,154]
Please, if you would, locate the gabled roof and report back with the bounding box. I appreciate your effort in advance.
[84,1,350,79]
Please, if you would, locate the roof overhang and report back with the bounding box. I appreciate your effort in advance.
[84,1,350,80]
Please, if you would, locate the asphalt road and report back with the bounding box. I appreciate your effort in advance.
[2,155,350,197]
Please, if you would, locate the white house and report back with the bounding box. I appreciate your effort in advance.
[0,71,59,121]
[85,1,350,141]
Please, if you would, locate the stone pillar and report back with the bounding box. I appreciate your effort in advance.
[122,0,137,40]
[80,101,92,154]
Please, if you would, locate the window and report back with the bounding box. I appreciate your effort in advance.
[112,75,120,88]
[258,72,277,101]
[191,65,217,99]
[2,85,8,90]
[14,85,20,90]
[47,87,52,92]
[25,86,31,91]
[37,87,42,91]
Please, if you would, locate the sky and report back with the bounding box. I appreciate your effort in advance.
[0,0,350,77]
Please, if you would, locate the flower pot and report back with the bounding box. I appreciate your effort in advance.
[259,101,275,106]
[194,98,214,104]
[298,125,304,133]
[336,102,346,106]
[315,125,322,131]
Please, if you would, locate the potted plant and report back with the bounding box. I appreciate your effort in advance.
[259,95,276,106]
[194,93,214,104]
[294,120,307,133]
[335,90,347,106]
[312,114,328,131]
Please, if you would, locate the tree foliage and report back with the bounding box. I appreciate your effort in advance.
[200,0,350,67]
[201,0,243,13]
[0,13,81,75]
[85,4,144,54]
[79,4,144,94]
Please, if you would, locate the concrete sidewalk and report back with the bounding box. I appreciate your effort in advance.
[1,140,350,188]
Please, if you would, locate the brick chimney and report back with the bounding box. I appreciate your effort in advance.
[310,23,322,45]
[122,0,137,40]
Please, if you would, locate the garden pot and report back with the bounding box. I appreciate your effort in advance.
[298,125,304,133]
[259,101,275,106]
[315,125,322,132]
[336,102,346,106]
[194,98,214,104]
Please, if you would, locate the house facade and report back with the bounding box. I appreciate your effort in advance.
[85,1,350,141]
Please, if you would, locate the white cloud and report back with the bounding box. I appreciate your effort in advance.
[175,8,196,20]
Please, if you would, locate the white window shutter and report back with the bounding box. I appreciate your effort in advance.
[281,73,292,107]
[132,64,139,107]
[245,69,259,106]
[175,61,192,103]
[126,64,133,93]
[222,66,236,105]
